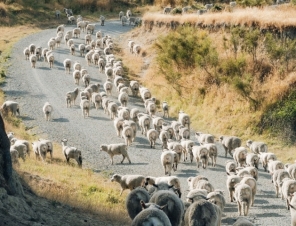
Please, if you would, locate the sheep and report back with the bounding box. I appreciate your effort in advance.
[268,160,284,176]
[100,15,105,26]
[129,80,139,97]
[128,40,135,53]
[178,111,190,131]
[100,143,131,165]
[131,201,171,226]
[180,139,195,162]
[55,36,62,47]
[7,132,15,141]
[121,16,128,26]
[233,217,255,226]
[11,143,27,162]
[67,15,75,24]
[233,147,248,167]
[63,59,71,74]
[179,126,190,140]
[146,101,156,116]
[47,54,54,68]
[286,163,296,180]
[29,43,36,55]
[118,11,124,20]
[273,169,291,198]
[72,28,81,38]
[41,48,48,62]
[282,179,296,210]
[11,138,31,157]
[187,175,209,190]
[194,179,215,193]
[118,107,130,121]
[192,146,209,169]
[0,101,20,117]
[10,148,19,165]
[243,166,259,181]
[72,70,81,85]
[61,139,82,167]
[240,176,256,206]
[139,86,152,101]
[230,1,237,7]
[111,174,144,195]
[107,101,118,120]
[34,47,42,61]
[42,102,53,121]
[195,132,215,144]
[126,187,150,220]
[186,189,208,203]
[113,117,124,138]
[149,190,184,226]
[118,91,129,107]
[138,114,151,135]
[170,121,181,140]
[66,88,79,108]
[82,74,90,88]
[289,192,296,226]
[226,175,242,202]
[31,141,47,162]
[29,55,37,68]
[133,44,141,56]
[124,120,137,141]
[246,153,259,169]
[64,8,73,16]
[163,7,172,14]
[145,176,182,198]
[146,129,158,148]
[234,183,252,216]
[161,150,177,176]
[162,124,175,140]
[122,124,134,146]
[38,139,53,160]
[56,24,64,33]
[86,24,95,34]
[260,152,277,171]
[219,135,241,157]
[77,21,86,32]
[184,199,220,226]
[167,141,183,161]
[159,130,169,149]
[151,116,163,133]
[69,44,75,55]
[207,191,226,213]
[161,101,169,118]
[130,108,140,124]
[246,140,268,154]
[80,99,90,118]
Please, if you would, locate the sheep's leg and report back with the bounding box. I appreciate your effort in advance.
[120,188,124,196]
[275,185,279,198]
[121,155,126,164]
[126,155,131,164]
[238,202,241,216]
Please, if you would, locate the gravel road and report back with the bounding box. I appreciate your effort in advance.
[2,20,291,225]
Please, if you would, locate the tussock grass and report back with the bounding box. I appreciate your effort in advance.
[143,5,296,29]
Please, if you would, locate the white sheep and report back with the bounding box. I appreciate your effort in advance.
[286,163,296,180]
[246,140,268,154]
[192,146,209,169]
[203,143,218,167]
[162,101,169,118]
[289,192,296,226]
[118,91,129,107]
[66,88,79,108]
[107,101,118,120]
[100,143,131,165]
[73,70,81,85]
[47,54,54,68]
[73,28,81,38]
[11,143,27,162]
[246,153,259,169]
[32,141,48,162]
[179,125,190,140]
[180,139,195,162]
[23,47,30,60]
[226,175,242,202]
[82,74,90,88]
[219,135,241,157]
[118,107,130,120]
[159,130,169,149]
[80,98,90,118]
[122,124,134,146]
[0,101,20,117]
[207,190,226,213]
[138,114,151,135]
[282,179,296,210]
[121,16,127,26]
[63,59,71,74]
[233,217,255,226]
[61,139,82,167]
[86,24,95,34]
[178,111,190,131]
[42,102,53,121]
[234,183,252,216]
[225,160,237,174]
[111,174,145,195]
[161,150,177,176]
[260,152,277,172]
[195,132,215,144]
[273,169,290,198]
[233,147,248,167]
[11,138,31,157]
[146,129,158,148]
[240,176,257,206]
[29,55,37,68]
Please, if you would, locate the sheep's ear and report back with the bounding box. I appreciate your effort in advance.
[152,184,158,188]
[169,185,174,189]
[140,200,146,209]
[226,172,230,176]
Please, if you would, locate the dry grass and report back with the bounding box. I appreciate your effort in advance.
[143,5,296,29]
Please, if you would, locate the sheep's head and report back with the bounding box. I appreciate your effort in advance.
[110,174,121,182]
[99,145,108,152]
[246,140,253,147]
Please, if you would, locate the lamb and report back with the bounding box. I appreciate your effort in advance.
[124,120,137,142]
[260,152,277,172]
[233,217,255,226]
[118,91,129,107]
[56,24,64,33]
[273,169,291,198]
[219,135,241,157]
[187,175,209,190]
[38,139,53,160]
[233,147,248,167]
[130,108,140,124]
[286,163,296,180]
[63,59,71,74]
[80,98,90,118]
[118,107,130,120]
[246,140,268,154]
[192,146,209,169]
[31,141,48,162]
[0,101,20,117]
[121,16,128,26]
[122,124,134,146]
[162,101,169,118]
[78,44,86,56]
[100,15,105,26]
[243,166,259,181]
[100,143,131,165]
[268,160,284,176]
[184,199,220,226]
[29,43,36,55]
[82,74,90,87]
[234,183,252,216]
[145,176,182,198]
[114,117,124,137]
[29,55,37,68]
[194,179,215,193]
[72,28,81,38]
[86,24,95,34]
[161,150,177,176]
[72,70,81,85]
[207,191,226,213]
[195,132,215,144]
[107,101,118,120]
[42,102,53,121]
[111,174,145,195]
[131,201,171,226]
[282,179,296,210]
[167,141,183,161]
[149,190,184,226]
[178,126,190,140]
[226,175,242,202]
[10,148,19,165]
[203,143,218,167]
[162,124,175,139]
[246,153,259,169]
[47,54,54,68]
[180,139,195,162]
[178,111,190,131]
[66,88,79,108]
[11,143,27,162]
[126,187,150,220]
[240,176,257,206]
[61,139,82,167]
[11,138,31,157]
[147,129,158,148]
[138,114,151,135]
[159,130,169,149]
[129,80,139,97]
[133,44,141,56]
[288,192,296,226]
[91,92,102,110]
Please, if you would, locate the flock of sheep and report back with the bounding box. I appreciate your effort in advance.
[1,7,296,226]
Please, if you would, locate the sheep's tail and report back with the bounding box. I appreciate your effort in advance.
[45,111,50,115]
